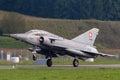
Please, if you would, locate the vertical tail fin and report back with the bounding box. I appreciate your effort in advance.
[72,28,99,46]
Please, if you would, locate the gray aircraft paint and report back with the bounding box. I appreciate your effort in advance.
[5,28,117,67]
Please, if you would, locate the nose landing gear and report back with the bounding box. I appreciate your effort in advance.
[33,54,37,61]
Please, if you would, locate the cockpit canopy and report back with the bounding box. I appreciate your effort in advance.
[25,30,45,34]
[24,29,62,38]
[25,30,48,36]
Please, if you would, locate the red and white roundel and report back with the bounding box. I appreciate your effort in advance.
[89,32,92,38]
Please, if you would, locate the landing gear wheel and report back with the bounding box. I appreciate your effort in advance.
[33,54,37,61]
[47,59,52,67]
[73,59,79,67]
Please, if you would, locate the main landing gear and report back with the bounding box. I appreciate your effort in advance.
[73,59,79,67]
[46,58,52,67]
[46,58,79,67]
[32,54,79,67]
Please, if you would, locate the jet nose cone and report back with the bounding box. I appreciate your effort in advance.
[10,34,26,40]
[10,34,18,38]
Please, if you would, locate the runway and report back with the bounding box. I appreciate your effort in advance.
[0,64,120,69]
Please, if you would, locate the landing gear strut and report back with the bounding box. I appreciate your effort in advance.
[46,58,52,67]
[73,59,79,67]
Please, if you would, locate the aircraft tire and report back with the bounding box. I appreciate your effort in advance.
[73,59,79,67]
[47,59,52,67]
[33,54,37,61]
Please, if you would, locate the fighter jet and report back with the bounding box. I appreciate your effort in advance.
[3,28,116,67]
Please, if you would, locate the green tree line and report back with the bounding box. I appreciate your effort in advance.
[0,0,120,20]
